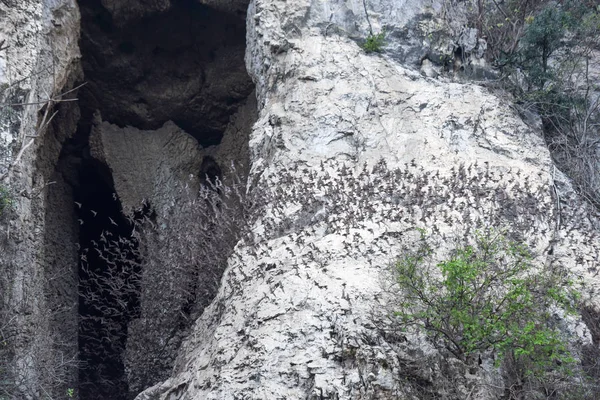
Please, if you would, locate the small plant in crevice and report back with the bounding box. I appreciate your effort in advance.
[360,0,385,54]
[362,32,386,53]
[391,228,583,398]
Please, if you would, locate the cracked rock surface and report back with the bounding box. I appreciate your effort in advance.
[0,1,82,398]
[136,0,600,399]
[1,0,599,399]
[79,0,253,146]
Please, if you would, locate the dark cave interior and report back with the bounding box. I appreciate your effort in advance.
[52,0,254,398]
[78,0,253,147]
[74,155,141,400]
[53,123,144,400]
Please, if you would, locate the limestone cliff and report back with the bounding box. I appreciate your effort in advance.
[136,1,600,398]
[0,0,598,399]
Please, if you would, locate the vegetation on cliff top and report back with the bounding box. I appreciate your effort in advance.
[472,0,600,209]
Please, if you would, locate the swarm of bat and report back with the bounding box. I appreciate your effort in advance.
[74,157,599,397]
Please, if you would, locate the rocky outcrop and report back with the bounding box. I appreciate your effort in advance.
[0,0,254,398]
[1,0,599,399]
[86,93,256,395]
[137,0,600,399]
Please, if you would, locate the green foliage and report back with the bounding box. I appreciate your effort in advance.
[0,185,11,216]
[393,229,578,378]
[362,32,385,53]
[494,2,600,209]
[518,5,570,90]
[507,2,600,94]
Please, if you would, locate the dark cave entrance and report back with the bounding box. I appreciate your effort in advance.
[74,155,142,400]
[53,121,146,400]
[65,0,255,398]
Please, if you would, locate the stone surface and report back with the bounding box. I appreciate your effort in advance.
[0,0,599,399]
[0,0,81,177]
[0,0,257,396]
[0,0,82,399]
[136,0,600,399]
[96,0,249,24]
[88,92,256,395]
[89,119,204,215]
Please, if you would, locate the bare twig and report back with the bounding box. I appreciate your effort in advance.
[0,82,86,182]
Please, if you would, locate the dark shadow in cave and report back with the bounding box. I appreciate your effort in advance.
[78,0,254,147]
[71,152,143,400]
[199,156,222,188]
[53,120,148,400]
[69,0,255,397]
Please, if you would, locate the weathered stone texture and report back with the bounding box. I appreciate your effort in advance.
[137,0,600,399]
[78,0,253,146]
[88,92,256,395]
[0,0,82,398]
[0,0,598,399]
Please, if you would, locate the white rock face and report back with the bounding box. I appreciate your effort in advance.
[0,0,598,398]
[0,1,81,398]
[137,0,599,399]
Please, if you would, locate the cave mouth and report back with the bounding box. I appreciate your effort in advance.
[60,0,255,398]
[52,121,146,400]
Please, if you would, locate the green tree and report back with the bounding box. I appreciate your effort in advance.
[393,229,577,377]
[518,5,570,90]
[503,2,600,209]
